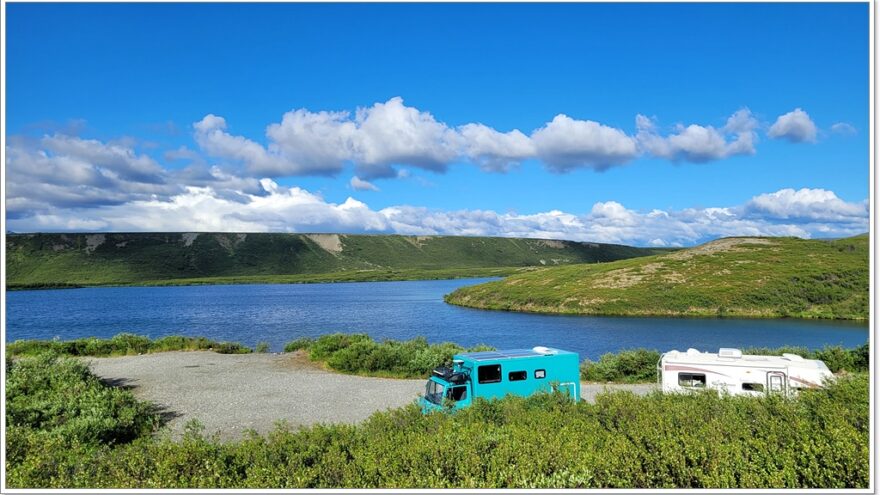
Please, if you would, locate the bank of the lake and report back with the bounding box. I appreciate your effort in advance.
[446,235,869,320]
[6,278,868,360]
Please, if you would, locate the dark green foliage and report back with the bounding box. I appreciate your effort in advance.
[7,333,253,357]
[6,370,869,488]
[581,349,661,382]
[6,354,160,451]
[286,333,494,378]
[582,345,869,383]
[6,233,665,289]
[447,235,868,320]
[283,337,315,352]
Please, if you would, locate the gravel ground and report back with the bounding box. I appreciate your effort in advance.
[87,351,656,441]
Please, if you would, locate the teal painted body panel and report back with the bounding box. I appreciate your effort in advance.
[419,347,580,413]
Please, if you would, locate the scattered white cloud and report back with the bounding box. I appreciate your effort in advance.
[265,108,357,175]
[5,135,179,214]
[636,109,758,162]
[193,114,293,176]
[351,97,462,178]
[350,176,379,192]
[830,122,857,135]
[743,188,867,223]
[458,123,535,172]
[188,99,786,182]
[768,108,818,143]
[7,173,867,246]
[531,115,638,172]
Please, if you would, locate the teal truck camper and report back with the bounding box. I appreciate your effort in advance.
[420,346,580,412]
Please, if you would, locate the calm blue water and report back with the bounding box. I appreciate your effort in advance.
[5,278,869,360]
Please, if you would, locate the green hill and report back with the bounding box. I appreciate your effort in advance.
[445,235,869,320]
[5,233,666,289]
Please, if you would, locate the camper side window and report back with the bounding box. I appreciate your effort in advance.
[534,369,546,379]
[446,386,468,402]
[742,383,764,392]
[508,371,527,381]
[678,373,706,388]
[478,365,502,384]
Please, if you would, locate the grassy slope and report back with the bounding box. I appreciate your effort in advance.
[5,233,665,288]
[446,235,869,320]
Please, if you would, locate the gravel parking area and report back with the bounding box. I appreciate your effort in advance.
[87,351,656,441]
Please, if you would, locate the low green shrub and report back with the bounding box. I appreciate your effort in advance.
[255,342,270,354]
[283,337,314,352]
[7,333,254,357]
[6,371,869,488]
[580,348,661,382]
[213,342,252,354]
[6,354,161,451]
[285,333,494,378]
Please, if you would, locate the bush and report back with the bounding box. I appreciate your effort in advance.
[581,349,661,382]
[283,333,495,378]
[214,342,252,354]
[283,337,314,353]
[6,372,869,488]
[255,342,270,354]
[7,334,253,357]
[6,354,160,448]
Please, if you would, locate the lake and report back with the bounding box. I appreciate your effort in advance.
[5,278,869,360]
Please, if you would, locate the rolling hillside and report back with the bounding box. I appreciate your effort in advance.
[445,235,869,320]
[5,233,666,289]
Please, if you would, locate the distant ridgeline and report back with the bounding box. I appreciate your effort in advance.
[446,235,870,320]
[5,233,668,289]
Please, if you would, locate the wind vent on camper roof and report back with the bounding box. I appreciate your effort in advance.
[718,348,743,358]
[782,353,804,361]
[686,348,701,355]
[532,346,557,355]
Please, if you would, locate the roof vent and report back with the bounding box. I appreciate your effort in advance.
[782,353,804,361]
[718,348,742,358]
[686,348,701,356]
[532,346,556,355]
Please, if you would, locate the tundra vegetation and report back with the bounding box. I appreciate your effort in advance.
[6,233,666,289]
[6,351,869,488]
[6,333,253,357]
[284,333,494,378]
[446,235,869,320]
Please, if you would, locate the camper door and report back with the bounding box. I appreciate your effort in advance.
[767,371,787,394]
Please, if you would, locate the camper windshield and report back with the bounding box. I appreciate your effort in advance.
[425,380,445,405]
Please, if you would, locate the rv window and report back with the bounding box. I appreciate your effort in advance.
[425,380,444,405]
[446,386,468,402]
[742,383,764,392]
[534,369,546,379]
[478,364,502,384]
[508,371,527,381]
[678,373,706,388]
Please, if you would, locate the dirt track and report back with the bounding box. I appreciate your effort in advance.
[87,351,656,441]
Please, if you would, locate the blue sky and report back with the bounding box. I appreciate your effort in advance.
[4,3,870,245]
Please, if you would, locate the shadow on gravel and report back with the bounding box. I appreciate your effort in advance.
[98,376,183,430]
[99,376,137,390]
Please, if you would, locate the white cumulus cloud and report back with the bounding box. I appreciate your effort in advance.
[350,176,379,192]
[830,122,857,135]
[6,174,867,247]
[768,108,818,143]
[743,188,867,222]
[531,115,638,172]
[458,123,535,172]
[636,109,758,162]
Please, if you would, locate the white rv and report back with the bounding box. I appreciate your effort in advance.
[658,348,833,396]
